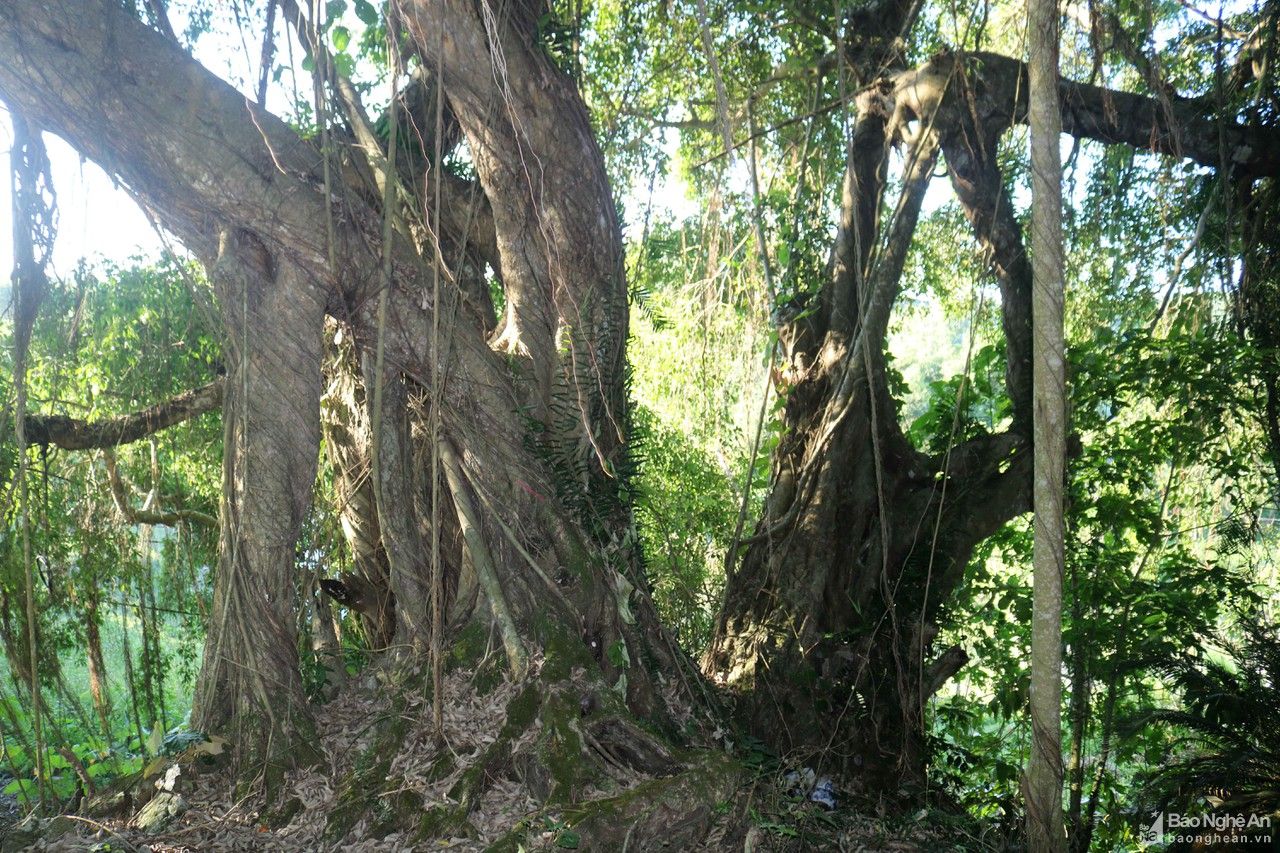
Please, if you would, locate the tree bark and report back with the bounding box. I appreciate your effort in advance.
[84,592,113,739]
[0,0,683,782]
[24,381,223,451]
[190,227,328,777]
[1026,0,1067,843]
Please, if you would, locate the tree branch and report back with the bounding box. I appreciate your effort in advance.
[923,644,968,699]
[828,85,893,339]
[102,450,217,528]
[0,0,331,265]
[905,50,1280,177]
[25,380,223,451]
[941,127,1034,433]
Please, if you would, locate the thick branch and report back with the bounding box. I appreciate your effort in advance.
[941,129,1034,432]
[828,85,892,339]
[923,645,968,699]
[903,51,1280,176]
[25,380,223,450]
[0,2,335,265]
[403,0,629,446]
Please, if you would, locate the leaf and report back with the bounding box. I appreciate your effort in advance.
[354,0,378,25]
[146,725,163,756]
[195,736,226,756]
[556,829,581,849]
[325,0,347,22]
[606,639,630,669]
[332,25,351,53]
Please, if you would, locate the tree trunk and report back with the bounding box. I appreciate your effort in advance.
[0,0,684,785]
[84,592,113,740]
[706,72,1034,797]
[1026,0,1067,840]
[705,24,1280,796]
[190,227,328,778]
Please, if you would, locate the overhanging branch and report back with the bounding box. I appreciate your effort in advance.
[25,380,223,450]
[908,50,1280,176]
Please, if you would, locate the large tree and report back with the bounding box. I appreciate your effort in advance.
[0,0,685,799]
[700,0,1280,794]
[2,0,1278,815]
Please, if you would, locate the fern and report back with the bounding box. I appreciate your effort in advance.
[1133,616,1280,815]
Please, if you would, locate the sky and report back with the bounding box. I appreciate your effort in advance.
[0,108,168,285]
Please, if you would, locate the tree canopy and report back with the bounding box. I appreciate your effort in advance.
[0,0,1278,849]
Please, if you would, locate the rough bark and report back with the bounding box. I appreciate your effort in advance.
[320,332,399,648]
[84,592,113,739]
[24,381,223,450]
[709,35,1280,796]
[190,227,327,777]
[0,0,683,781]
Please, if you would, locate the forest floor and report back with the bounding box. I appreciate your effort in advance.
[3,670,973,852]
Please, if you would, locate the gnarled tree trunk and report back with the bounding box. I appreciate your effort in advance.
[706,25,1280,796]
[0,0,682,783]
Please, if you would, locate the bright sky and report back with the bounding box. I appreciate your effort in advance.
[0,108,168,284]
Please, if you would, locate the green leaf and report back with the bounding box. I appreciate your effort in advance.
[606,639,630,669]
[354,0,378,25]
[332,25,351,53]
[556,829,581,849]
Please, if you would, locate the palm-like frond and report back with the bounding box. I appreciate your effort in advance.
[1136,618,1280,814]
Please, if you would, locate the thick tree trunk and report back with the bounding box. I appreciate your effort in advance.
[191,228,328,776]
[706,72,1034,795]
[0,0,684,785]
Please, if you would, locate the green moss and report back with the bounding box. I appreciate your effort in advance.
[414,804,478,842]
[474,661,504,695]
[325,710,411,841]
[229,708,324,802]
[449,621,491,670]
[447,737,511,812]
[425,750,456,783]
[369,789,425,838]
[264,796,304,829]
[483,752,742,851]
[556,751,742,846]
[535,612,595,682]
[538,694,592,803]
[503,684,541,734]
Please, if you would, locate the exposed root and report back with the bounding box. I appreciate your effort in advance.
[14,666,743,852]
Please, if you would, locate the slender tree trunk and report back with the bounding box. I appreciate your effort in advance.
[84,592,113,739]
[1027,0,1067,842]
[1065,565,1089,846]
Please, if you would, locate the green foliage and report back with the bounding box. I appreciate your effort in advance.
[1133,615,1280,817]
[632,406,737,653]
[0,259,221,810]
